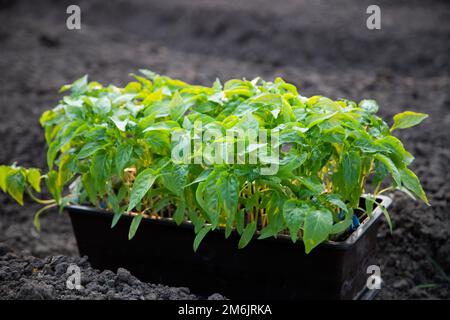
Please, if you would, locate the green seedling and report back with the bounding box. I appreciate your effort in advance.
[0,70,429,253]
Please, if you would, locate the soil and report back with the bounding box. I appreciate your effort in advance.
[0,245,224,300]
[0,0,449,299]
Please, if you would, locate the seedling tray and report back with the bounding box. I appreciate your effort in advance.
[66,195,391,300]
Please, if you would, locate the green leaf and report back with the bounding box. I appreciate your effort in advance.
[391,111,428,131]
[193,225,212,252]
[297,175,324,194]
[323,194,348,212]
[93,97,111,115]
[81,172,97,205]
[108,192,124,228]
[70,75,88,94]
[77,141,105,159]
[400,167,429,205]
[187,208,203,234]
[184,169,213,187]
[372,158,389,188]
[110,110,130,131]
[145,131,171,155]
[374,154,401,186]
[263,193,285,237]
[283,200,309,243]
[277,153,307,179]
[161,164,189,197]
[258,226,278,240]
[195,171,219,227]
[127,168,157,211]
[139,69,158,81]
[238,221,257,249]
[169,92,191,121]
[353,137,385,153]
[236,208,245,235]
[46,170,61,204]
[6,170,26,205]
[359,99,379,114]
[57,154,75,188]
[142,121,180,133]
[47,122,88,168]
[111,212,123,228]
[342,151,361,190]
[115,144,133,175]
[90,150,112,193]
[217,173,239,238]
[364,195,375,216]
[128,214,143,240]
[26,168,41,193]
[377,136,414,166]
[333,151,361,205]
[212,78,223,91]
[330,211,352,235]
[47,140,60,170]
[381,206,393,233]
[173,201,186,225]
[303,209,333,253]
[0,165,11,192]
[249,92,281,105]
[306,111,337,128]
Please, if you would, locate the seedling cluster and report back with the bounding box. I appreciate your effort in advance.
[0,70,428,253]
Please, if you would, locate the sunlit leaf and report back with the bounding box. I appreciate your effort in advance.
[238,221,256,249]
[128,214,143,240]
[303,209,333,253]
[193,225,212,252]
[127,168,157,212]
[391,111,428,131]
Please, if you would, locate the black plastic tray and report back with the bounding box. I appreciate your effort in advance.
[66,195,391,300]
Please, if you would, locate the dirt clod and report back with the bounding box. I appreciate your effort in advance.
[0,246,225,300]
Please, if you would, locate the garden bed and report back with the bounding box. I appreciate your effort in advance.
[0,0,449,300]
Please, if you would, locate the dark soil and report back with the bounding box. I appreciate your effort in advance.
[0,245,224,300]
[0,0,449,299]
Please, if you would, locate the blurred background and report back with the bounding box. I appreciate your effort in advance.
[0,0,449,299]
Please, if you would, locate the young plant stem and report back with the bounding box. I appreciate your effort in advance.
[34,203,58,232]
[377,186,393,195]
[26,187,56,205]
